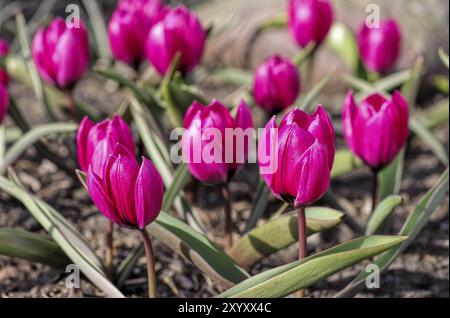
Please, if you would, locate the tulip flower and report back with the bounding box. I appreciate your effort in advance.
[108,0,166,66]
[87,143,164,297]
[258,105,335,296]
[253,55,301,115]
[145,6,206,76]
[0,40,10,86]
[288,0,333,48]
[357,19,402,73]
[32,17,90,89]
[0,84,8,124]
[342,91,409,211]
[182,99,253,249]
[77,115,135,175]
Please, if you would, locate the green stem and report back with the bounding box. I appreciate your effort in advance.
[371,169,379,214]
[296,205,307,298]
[139,229,157,298]
[106,221,114,279]
[222,183,233,251]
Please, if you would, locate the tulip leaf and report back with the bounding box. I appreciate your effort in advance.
[220,235,407,298]
[0,172,125,298]
[299,69,334,112]
[432,75,449,94]
[377,148,405,201]
[15,12,58,121]
[244,180,270,233]
[293,42,317,68]
[365,195,403,235]
[162,163,191,212]
[0,123,77,174]
[439,48,449,69]
[423,98,449,129]
[0,228,70,269]
[410,117,449,165]
[331,149,362,178]
[81,0,111,63]
[335,168,449,298]
[148,212,250,289]
[213,68,253,87]
[326,22,359,73]
[230,207,345,269]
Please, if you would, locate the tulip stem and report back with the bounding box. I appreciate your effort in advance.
[296,206,307,298]
[106,221,114,279]
[64,90,77,120]
[140,229,157,298]
[222,183,233,251]
[371,169,379,214]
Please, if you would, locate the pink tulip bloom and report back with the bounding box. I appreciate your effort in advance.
[288,0,333,48]
[108,0,166,66]
[182,99,254,184]
[342,91,409,170]
[0,40,10,86]
[145,6,206,76]
[258,106,335,207]
[358,19,402,73]
[0,84,8,123]
[32,17,90,88]
[77,115,135,175]
[87,144,164,229]
[253,55,300,114]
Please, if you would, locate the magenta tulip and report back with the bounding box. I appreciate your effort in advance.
[342,91,409,170]
[0,84,8,123]
[32,17,90,88]
[86,144,164,230]
[0,40,10,86]
[288,0,333,48]
[258,106,335,208]
[77,115,135,175]
[357,19,402,73]
[182,99,254,184]
[108,0,166,66]
[253,55,300,114]
[145,6,206,75]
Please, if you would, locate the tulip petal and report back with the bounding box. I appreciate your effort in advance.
[76,117,94,171]
[308,105,335,169]
[294,140,330,207]
[280,108,311,129]
[342,91,358,154]
[134,157,164,229]
[258,116,278,190]
[184,101,204,129]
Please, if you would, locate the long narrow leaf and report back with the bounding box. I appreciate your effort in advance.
[365,195,403,235]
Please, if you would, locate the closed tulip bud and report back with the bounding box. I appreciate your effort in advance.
[32,17,90,89]
[258,106,335,207]
[0,40,10,86]
[108,0,166,66]
[253,55,300,114]
[145,6,206,75]
[288,0,333,48]
[77,115,135,175]
[357,19,402,73]
[342,91,409,170]
[182,99,254,184]
[87,144,164,229]
[0,84,8,123]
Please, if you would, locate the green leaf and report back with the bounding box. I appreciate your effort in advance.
[213,68,253,87]
[293,42,317,67]
[162,163,190,212]
[326,22,359,73]
[331,150,362,178]
[439,48,449,69]
[220,235,407,298]
[0,123,77,174]
[0,228,70,268]
[401,57,424,110]
[230,207,345,269]
[423,98,449,129]
[0,173,125,298]
[244,180,270,233]
[377,148,405,201]
[336,168,449,298]
[299,70,334,112]
[410,118,448,165]
[81,0,111,63]
[148,212,250,289]
[432,75,449,94]
[366,195,403,235]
